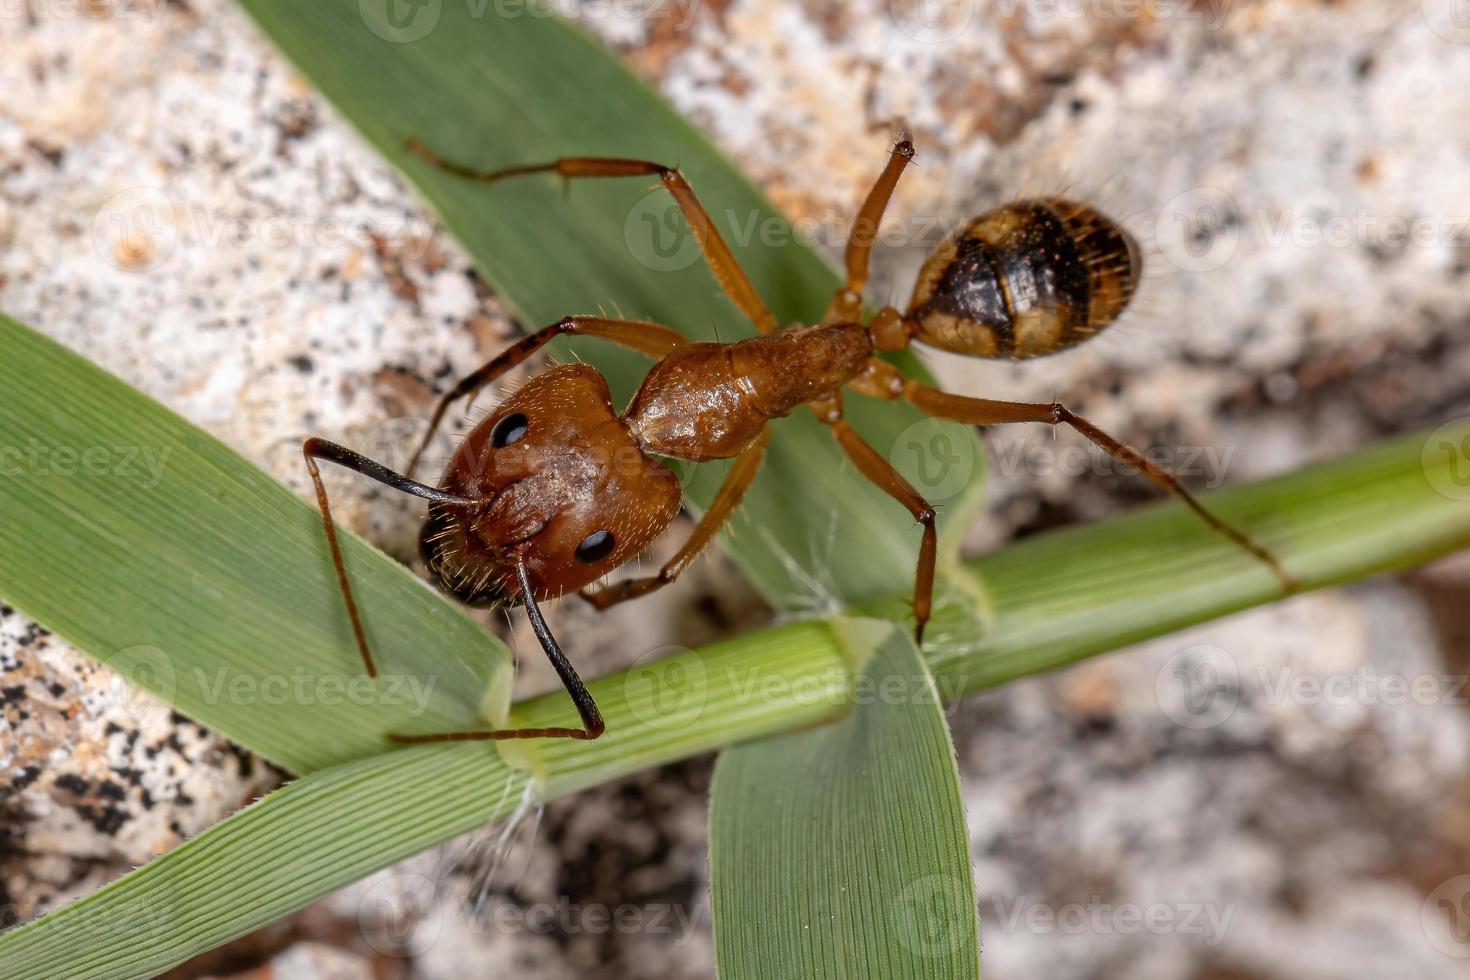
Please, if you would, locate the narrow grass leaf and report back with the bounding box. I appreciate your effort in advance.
[709,620,981,980]
[0,315,510,773]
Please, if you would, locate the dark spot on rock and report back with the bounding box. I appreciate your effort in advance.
[13,766,41,790]
[288,354,314,374]
[48,682,65,697]
[98,781,126,801]
[78,803,127,836]
[55,774,90,795]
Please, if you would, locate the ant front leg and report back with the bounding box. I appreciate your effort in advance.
[812,395,937,644]
[302,438,478,677]
[824,134,916,326]
[580,429,771,610]
[405,140,778,335]
[893,376,1298,591]
[405,314,691,478]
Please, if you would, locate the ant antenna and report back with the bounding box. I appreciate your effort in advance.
[515,558,605,739]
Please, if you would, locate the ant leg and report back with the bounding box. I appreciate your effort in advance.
[580,428,770,610]
[406,314,690,478]
[898,380,1298,591]
[825,134,917,325]
[388,560,605,742]
[814,396,936,644]
[406,141,778,335]
[302,439,478,677]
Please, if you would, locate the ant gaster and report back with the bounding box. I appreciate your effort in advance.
[303,135,1295,743]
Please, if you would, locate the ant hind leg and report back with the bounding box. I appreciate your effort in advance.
[898,380,1298,591]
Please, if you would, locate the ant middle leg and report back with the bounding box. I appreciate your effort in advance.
[302,439,478,677]
[579,428,771,611]
[405,141,778,335]
[824,134,917,326]
[812,394,937,644]
[406,314,691,478]
[868,367,1297,591]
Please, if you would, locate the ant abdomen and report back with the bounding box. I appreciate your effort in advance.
[906,198,1140,359]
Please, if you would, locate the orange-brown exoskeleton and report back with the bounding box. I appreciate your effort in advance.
[303,135,1295,744]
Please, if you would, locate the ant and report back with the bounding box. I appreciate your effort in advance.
[302,134,1295,744]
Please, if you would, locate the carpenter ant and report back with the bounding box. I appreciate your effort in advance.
[302,135,1295,744]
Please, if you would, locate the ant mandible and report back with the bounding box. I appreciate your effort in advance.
[302,134,1295,744]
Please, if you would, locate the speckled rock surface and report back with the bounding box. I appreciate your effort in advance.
[2,0,1470,977]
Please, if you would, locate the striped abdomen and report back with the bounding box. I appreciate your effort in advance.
[906,198,1140,359]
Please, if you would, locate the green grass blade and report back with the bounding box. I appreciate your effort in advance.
[234,0,987,606]
[3,419,1465,972]
[710,621,981,979]
[0,315,511,773]
[927,419,1470,695]
[0,744,530,980]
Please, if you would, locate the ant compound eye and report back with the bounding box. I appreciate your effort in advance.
[491,412,529,448]
[574,530,616,564]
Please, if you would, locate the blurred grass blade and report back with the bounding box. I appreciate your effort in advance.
[0,744,531,980]
[0,315,510,773]
[235,0,987,606]
[710,621,981,979]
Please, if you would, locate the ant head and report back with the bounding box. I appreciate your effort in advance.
[421,364,681,606]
